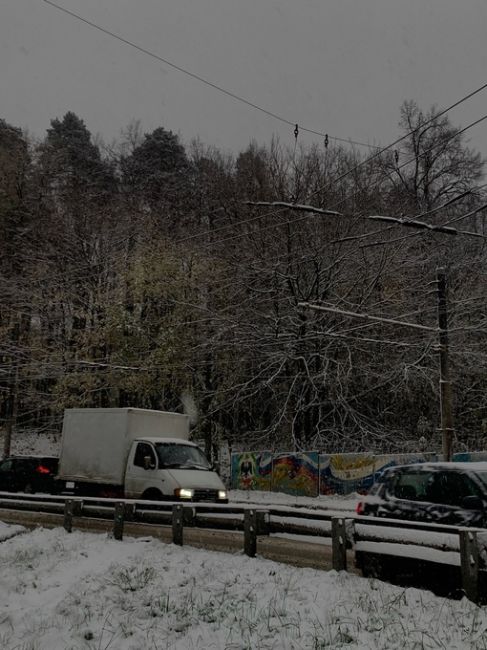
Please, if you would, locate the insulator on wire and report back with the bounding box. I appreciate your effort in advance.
[294,124,299,140]
[394,149,399,164]
[324,134,329,149]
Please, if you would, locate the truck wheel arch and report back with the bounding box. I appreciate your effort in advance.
[141,488,163,501]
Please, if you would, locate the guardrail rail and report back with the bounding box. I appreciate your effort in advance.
[0,492,485,604]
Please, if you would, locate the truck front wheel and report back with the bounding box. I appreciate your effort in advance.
[141,489,163,501]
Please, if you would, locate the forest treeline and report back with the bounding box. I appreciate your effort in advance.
[1,101,486,458]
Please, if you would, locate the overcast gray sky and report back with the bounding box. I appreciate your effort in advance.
[3,0,487,156]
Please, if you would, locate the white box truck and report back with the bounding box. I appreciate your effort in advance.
[57,408,228,502]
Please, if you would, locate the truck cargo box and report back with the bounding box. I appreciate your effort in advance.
[58,408,190,484]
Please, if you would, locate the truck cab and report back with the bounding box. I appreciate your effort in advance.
[125,438,228,502]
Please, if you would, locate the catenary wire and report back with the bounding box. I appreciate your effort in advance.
[174,114,487,249]
[42,0,383,151]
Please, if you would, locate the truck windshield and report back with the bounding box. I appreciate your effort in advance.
[155,443,210,470]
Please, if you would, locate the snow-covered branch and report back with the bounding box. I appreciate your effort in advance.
[246,201,486,239]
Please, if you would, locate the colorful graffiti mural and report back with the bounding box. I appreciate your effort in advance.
[319,454,376,495]
[230,450,469,495]
[231,451,272,490]
[319,453,441,494]
[271,452,319,497]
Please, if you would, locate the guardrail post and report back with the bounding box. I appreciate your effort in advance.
[345,518,355,545]
[332,516,347,572]
[64,499,82,533]
[256,509,270,536]
[244,509,257,557]
[113,502,125,541]
[124,502,136,522]
[64,499,74,533]
[459,528,480,604]
[183,506,196,527]
[172,504,184,546]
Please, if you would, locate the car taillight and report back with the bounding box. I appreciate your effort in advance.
[36,465,51,475]
[356,501,365,515]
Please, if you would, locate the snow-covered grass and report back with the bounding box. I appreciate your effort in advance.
[0,526,486,649]
[0,521,24,542]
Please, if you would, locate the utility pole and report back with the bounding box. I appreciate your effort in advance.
[436,268,454,461]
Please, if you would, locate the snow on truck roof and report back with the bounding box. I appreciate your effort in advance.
[65,407,188,417]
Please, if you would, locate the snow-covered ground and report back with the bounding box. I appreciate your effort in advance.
[230,488,358,512]
[0,524,485,650]
[2,430,484,646]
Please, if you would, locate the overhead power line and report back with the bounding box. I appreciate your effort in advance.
[42,1,487,252]
[175,111,487,249]
[42,0,390,151]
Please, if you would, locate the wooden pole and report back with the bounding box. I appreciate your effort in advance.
[437,268,454,461]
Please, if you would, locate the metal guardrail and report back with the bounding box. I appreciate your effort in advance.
[0,493,486,603]
[335,515,487,604]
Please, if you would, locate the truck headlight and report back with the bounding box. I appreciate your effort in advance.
[175,488,194,499]
[217,490,227,500]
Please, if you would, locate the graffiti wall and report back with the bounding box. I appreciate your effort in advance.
[318,452,439,495]
[230,450,476,496]
[230,451,272,490]
[272,452,319,497]
[319,454,376,495]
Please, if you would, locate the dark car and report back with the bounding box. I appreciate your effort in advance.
[0,456,59,494]
[356,462,487,527]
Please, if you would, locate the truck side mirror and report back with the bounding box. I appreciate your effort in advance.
[143,456,155,470]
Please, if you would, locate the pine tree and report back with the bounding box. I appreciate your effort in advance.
[122,126,189,231]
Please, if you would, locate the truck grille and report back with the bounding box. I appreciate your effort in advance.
[192,489,218,502]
